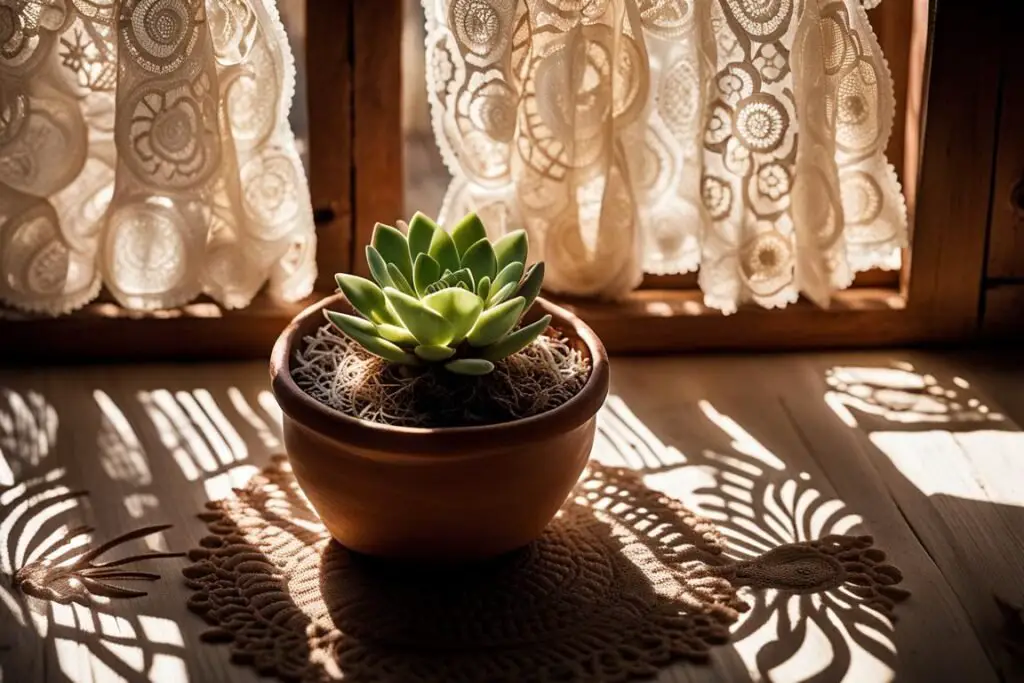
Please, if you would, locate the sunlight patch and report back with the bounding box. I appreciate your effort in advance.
[138,616,184,647]
[95,390,151,486]
[227,387,282,449]
[204,465,260,501]
[149,654,188,683]
[870,430,1024,507]
[0,450,13,487]
[699,400,786,471]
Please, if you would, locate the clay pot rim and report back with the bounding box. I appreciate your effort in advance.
[270,292,609,459]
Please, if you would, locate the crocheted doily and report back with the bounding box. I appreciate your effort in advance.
[182,456,908,682]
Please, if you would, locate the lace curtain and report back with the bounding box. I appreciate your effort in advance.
[423,0,907,312]
[0,0,315,315]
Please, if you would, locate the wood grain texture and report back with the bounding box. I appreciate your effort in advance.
[985,2,1024,280]
[307,0,354,289]
[3,351,1020,682]
[0,295,314,364]
[351,0,405,279]
[982,284,1024,336]
[906,0,1001,337]
[640,269,900,292]
[840,350,1024,681]
[599,353,1002,683]
[554,288,923,354]
[868,0,914,190]
[900,0,929,220]
[784,351,1023,681]
[952,348,1024,427]
[0,364,282,683]
[778,393,1002,683]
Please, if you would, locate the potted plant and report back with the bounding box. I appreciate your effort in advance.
[269,212,609,562]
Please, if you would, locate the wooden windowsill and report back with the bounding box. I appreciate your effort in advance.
[549,287,949,354]
[1,297,309,323]
[640,267,901,291]
[558,287,906,320]
[1,293,321,364]
[0,282,995,363]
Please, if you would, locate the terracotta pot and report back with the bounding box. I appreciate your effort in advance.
[269,293,610,562]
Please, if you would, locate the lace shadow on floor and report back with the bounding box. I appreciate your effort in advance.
[182,456,907,683]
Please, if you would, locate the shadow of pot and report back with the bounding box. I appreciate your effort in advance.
[270,293,610,562]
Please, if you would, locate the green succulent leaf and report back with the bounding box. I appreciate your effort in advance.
[445,358,495,376]
[460,238,498,285]
[516,262,545,315]
[384,287,454,346]
[351,335,418,364]
[491,261,524,297]
[324,310,416,364]
[407,212,438,261]
[386,263,416,297]
[455,267,476,291]
[377,323,419,345]
[335,274,396,325]
[487,282,516,307]
[414,345,456,361]
[424,268,475,295]
[451,213,488,258]
[480,314,552,362]
[372,223,413,283]
[422,287,482,345]
[324,309,377,337]
[365,246,393,289]
[425,269,459,295]
[413,252,442,298]
[360,213,547,364]
[467,296,525,348]
[492,230,529,272]
[428,227,461,274]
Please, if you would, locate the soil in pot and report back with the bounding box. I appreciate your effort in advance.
[291,322,592,428]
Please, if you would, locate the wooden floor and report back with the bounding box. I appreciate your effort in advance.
[0,349,1022,683]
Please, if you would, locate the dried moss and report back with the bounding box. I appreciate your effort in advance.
[291,323,591,428]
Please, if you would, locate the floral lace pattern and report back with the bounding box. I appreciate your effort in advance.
[424,0,907,311]
[0,0,314,315]
[182,455,907,683]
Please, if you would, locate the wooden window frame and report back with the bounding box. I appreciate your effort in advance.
[0,1,1011,361]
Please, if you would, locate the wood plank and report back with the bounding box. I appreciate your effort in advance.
[867,0,914,191]
[787,350,1024,680]
[555,288,931,355]
[351,0,405,278]
[982,284,1024,336]
[597,355,997,683]
[0,368,48,683]
[307,0,354,288]
[640,269,900,291]
[902,351,1024,548]
[0,295,313,364]
[3,352,1017,683]
[778,401,1004,683]
[948,349,1024,427]
[985,1,1024,279]
[0,363,283,683]
[899,0,928,220]
[905,1,1001,335]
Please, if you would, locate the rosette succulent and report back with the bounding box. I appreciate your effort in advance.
[325,212,549,376]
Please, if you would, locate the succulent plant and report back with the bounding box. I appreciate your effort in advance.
[325,212,549,376]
